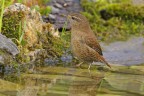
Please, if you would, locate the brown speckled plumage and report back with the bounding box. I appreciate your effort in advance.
[68,13,111,69]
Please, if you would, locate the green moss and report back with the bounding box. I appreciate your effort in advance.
[101,3,144,21]
[40,6,51,15]
[0,49,6,55]
[2,11,25,40]
[42,32,67,57]
[0,0,13,11]
[1,10,31,63]
[1,3,68,64]
[81,0,144,42]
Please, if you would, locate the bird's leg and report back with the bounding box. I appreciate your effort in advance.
[88,63,92,76]
[88,63,92,70]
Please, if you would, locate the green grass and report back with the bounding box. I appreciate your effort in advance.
[17,0,23,3]
[60,21,71,52]
[0,0,5,32]
[81,0,144,42]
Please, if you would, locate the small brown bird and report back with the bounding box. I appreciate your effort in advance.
[68,13,111,70]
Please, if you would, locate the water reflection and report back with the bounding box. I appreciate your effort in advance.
[0,66,144,96]
[104,73,144,96]
[18,67,104,96]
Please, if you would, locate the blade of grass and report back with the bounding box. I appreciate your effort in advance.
[0,0,5,32]
[18,21,22,42]
[61,21,68,38]
[61,20,69,52]
[18,20,26,45]
[19,21,26,43]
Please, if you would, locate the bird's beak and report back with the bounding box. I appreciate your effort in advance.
[60,14,71,20]
[61,14,72,18]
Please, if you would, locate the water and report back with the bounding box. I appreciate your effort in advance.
[0,65,144,96]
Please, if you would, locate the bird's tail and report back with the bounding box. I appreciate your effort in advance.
[99,56,111,68]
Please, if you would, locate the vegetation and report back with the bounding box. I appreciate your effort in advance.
[2,11,25,41]
[81,0,144,42]
[18,0,52,15]
[0,0,5,32]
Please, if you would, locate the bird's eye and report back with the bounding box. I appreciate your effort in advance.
[71,16,75,20]
[71,16,81,22]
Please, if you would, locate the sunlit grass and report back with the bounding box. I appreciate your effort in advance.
[17,0,23,3]
[0,0,5,32]
[60,20,71,51]
[81,0,144,42]
[15,21,26,46]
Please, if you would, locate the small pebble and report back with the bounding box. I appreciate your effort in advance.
[48,14,56,20]
[63,3,68,7]
[54,3,63,9]
[51,6,60,14]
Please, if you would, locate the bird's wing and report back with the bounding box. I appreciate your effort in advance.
[81,39,111,68]
[83,35,103,56]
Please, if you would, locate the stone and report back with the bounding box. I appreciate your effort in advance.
[54,3,63,9]
[42,16,49,23]
[65,0,73,2]
[67,2,73,6]
[102,37,144,66]
[48,14,56,20]
[0,34,19,56]
[44,0,83,30]
[56,0,65,5]
[2,3,62,64]
[0,33,19,64]
[132,0,144,5]
[2,3,43,48]
[51,6,60,14]
[0,56,4,64]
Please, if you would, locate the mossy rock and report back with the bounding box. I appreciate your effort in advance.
[2,11,25,40]
[1,3,67,64]
[0,49,13,64]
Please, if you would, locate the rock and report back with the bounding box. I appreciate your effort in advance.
[132,0,144,5]
[54,16,68,29]
[51,6,60,14]
[0,34,19,56]
[56,0,65,5]
[0,56,4,64]
[54,3,63,9]
[48,14,56,20]
[102,37,144,66]
[43,0,83,31]
[42,16,49,23]
[2,3,62,64]
[2,3,43,48]
[66,2,73,6]
[65,0,73,1]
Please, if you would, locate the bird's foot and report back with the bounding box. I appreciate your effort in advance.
[75,62,83,68]
[88,63,92,70]
[88,63,92,76]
